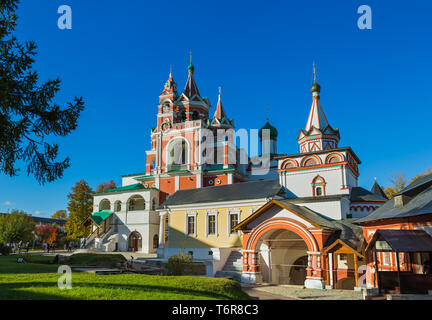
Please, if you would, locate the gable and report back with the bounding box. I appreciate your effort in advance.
[242,204,316,230]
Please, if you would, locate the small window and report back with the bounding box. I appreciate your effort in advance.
[153,235,159,249]
[383,252,390,266]
[230,214,239,234]
[316,187,323,196]
[187,216,195,235]
[208,215,216,235]
[164,216,169,242]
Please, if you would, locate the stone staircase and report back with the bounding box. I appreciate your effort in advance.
[215,250,243,281]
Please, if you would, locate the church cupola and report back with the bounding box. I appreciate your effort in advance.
[209,87,234,128]
[183,53,201,99]
[259,108,278,155]
[159,66,178,103]
[297,64,340,153]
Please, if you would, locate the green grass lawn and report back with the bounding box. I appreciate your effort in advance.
[0,255,249,300]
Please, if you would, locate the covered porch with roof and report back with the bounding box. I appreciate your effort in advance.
[366,229,432,295]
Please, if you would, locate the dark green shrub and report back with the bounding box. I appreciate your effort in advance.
[166,252,192,276]
[0,244,11,256]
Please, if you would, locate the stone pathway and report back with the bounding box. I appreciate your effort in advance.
[241,283,363,300]
[241,284,297,300]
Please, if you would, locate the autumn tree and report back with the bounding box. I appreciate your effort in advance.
[51,209,67,220]
[35,225,57,243]
[384,168,432,199]
[384,173,406,199]
[65,180,94,240]
[0,0,85,184]
[96,180,117,192]
[0,210,35,243]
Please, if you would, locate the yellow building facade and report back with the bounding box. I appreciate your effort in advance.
[157,180,285,277]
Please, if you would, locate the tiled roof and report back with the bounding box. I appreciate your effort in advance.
[350,186,387,202]
[160,179,284,207]
[355,179,432,224]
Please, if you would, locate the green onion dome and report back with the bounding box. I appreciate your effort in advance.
[259,121,278,140]
[311,79,321,93]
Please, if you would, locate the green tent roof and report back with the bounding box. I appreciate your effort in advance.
[90,210,113,225]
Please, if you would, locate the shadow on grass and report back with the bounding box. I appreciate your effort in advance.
[0,280,245,300]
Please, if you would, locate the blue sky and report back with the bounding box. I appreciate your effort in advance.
[1,0,431,217]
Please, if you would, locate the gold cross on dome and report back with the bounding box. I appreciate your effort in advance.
[313,61,317,81]
[189,51,192,64]
[266,106,269,121]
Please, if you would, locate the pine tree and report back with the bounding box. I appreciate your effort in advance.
[65,180,94,239]
[0,0,85,184]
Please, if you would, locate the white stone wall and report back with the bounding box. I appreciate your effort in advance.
[295,199,345,220]
[281,166,352,198]
[92,189,160,254]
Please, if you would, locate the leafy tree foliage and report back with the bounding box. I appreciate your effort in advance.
[0,0,85,184]
[0,210,35,243]
[35,225,57,243]
[96,180,117,192]
[51,209,67,220]
[65,180,93,239]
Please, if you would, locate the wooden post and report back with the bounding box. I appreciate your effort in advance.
[374,249,381,294]
[395,251,402,294]
[333,253,337,289]
[354,254,359,288]
[325,254,330,286]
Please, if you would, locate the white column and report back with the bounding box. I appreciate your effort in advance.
[196,173,202,188]
[157,212,167,258]
[228,173,233,184]
[174,175,180,192]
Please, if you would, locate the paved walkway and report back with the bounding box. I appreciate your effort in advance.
[241,284,297,300]
[241,283,363,300]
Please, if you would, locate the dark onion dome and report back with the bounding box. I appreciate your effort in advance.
[188,63,194,73]
[259,121,278,139]
[311,79,321,93]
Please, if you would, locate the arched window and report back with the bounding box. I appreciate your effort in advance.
[312,175,326,197]
[167,139,188,171]
[153,234,159,249]
[128,195,145,211]
[114,201,121,212]
[162,102,170,113]
[99,199,111,211]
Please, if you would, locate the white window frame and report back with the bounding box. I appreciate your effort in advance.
[205,210,218,237]
[185,211,197,237]
[227,208,241,236]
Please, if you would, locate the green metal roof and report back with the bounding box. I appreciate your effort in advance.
[96,183,145,194]
[90,210,113,225]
